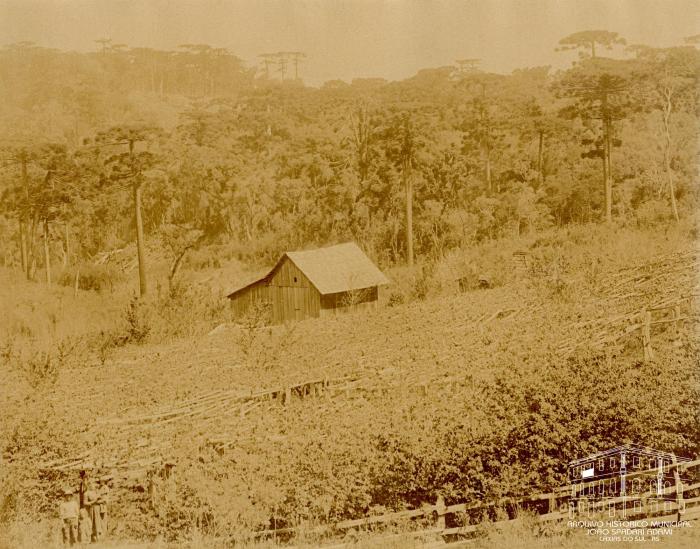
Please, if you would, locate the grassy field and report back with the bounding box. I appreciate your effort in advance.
[1,220,699,547]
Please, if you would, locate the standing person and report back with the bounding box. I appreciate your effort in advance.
[77,471,92,543]
[83,479,103,542]
[58,487,79,546]
[96,475,112,538]
[77,469,87,508]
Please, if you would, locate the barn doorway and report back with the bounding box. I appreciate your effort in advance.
[277,286,311,322]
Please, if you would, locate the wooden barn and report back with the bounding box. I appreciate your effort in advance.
[227,242,390,324]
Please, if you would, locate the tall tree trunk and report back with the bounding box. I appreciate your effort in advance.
[62,222,70,268]
[21,154,32,280]
[537,130,545,187]
[601,148,608,223]
[133,182,148,296]
[485,153,492,194]
[405,161,414,267]
[19,218,27,273]
[605,118,612,223]
[391,217,400,263]
[28,211,37,280]
[484,141,492,194]
[43,218,51,285]
[128,138,148,296]
[600,94,612,224]
[662,94,680,223]
[666,157,680,223]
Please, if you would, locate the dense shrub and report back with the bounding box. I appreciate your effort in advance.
[386,292,405,307]
[159,343,699,539]
[58,263,124,293]
[148,281,231,341]
[635,198,674,227]
[124,295,151,344]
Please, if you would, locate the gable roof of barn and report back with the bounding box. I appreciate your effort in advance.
[227,242,390,298]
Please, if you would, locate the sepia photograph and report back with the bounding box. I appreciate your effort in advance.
[0,1,698,547]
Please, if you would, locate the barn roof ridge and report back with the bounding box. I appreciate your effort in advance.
[227,241,389,298]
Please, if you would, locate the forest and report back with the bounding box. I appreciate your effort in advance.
[0,31,698,293]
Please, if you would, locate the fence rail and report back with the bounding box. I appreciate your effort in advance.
[247,457,700,546]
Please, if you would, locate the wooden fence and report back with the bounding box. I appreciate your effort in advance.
[40,372,478,471]
[41,326,697,471]
[246,457,700,547]
[556,293,697,360]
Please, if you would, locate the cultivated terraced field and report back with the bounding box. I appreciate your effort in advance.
[2,243,699,544]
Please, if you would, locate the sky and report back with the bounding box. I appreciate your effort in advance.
[0,0,697,86]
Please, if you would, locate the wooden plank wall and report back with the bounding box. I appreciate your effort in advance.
[230,280,270,319]
[231,258,322,324]
[269,258,320,323]
[270,257,313,289]
[267,285,320,323]
[231,259,384,324]
[320,286,379,317]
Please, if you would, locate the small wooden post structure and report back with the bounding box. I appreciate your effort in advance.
[435,495,446,530]
[642,309,654,361]
[674,304,682,344]
[284,386,292,406]
[457,277,469,292]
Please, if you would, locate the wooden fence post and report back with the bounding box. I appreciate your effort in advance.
[284,386,292,406]
[642,309,654,361]
[435,495,446,530]
[674,305,682,344]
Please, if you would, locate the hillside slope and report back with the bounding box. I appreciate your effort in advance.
[4,249,698,534]
[1,227,698,543]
